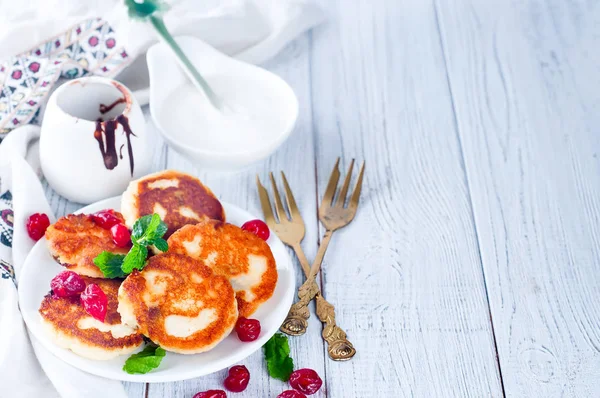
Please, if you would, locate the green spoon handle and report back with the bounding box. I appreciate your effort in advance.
[149,15,222,109]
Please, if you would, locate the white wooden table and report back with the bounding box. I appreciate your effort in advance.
[45,1,600,396]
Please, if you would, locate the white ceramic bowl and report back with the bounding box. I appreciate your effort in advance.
[147,36,298,171]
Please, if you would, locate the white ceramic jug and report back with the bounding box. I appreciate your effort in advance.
[40,77,151,204]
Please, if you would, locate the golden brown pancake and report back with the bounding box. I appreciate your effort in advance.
[117,253,238,354]
[168,220,278,317]
[45,214,129,278]
[121,170,225,238]
[39,277,143,360]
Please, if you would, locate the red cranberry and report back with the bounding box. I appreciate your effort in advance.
[90,209,121,230]
[80,283,108,322]
[27,213,50,241]
[289,369,322,395]
[278,391,307,398]
[241,219,270,241]
[192,390,226,398]
[223,365,250,392]
[235,317,261,342]
[50,271,86,298]
[110,223,131,247]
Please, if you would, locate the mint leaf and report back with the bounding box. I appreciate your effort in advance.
[131,214,154,241]
[132,214,168,246]
[123,345,166,374]
[267,355,294,382]
[152,221,168,240]
[93,252,126,278]
[110,214,168,276]
[121,244,148,274]
[152,238,168,252]
[141,213,161,239]
[263,333,294,381]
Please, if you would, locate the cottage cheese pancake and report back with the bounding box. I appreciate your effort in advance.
[168,220,278,317]
[117,253,238,354]
[121,170,225,238]
[45,214,129,278]
[39,277,143,360]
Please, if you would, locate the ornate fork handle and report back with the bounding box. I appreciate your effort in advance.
[280,275,320,335]
[315,294,356,360]
[280,273,357,360]
[280,230,333,336]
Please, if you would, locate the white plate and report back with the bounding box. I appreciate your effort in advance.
[19,196,295,383]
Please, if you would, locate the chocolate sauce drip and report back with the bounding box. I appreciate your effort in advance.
[94,119,118,170]
[93,115,136,176]
[116,114,137,176]
[119,144,125,159]
[99,97,126,114]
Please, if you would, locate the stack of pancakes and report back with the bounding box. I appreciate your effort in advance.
[41,170,277,360]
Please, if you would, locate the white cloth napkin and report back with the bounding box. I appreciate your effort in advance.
[0,126,132,398]
[0,0,325,105]
[0,1,324,397]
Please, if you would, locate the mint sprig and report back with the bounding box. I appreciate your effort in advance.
[123,344,166,374]
[263,333,294,381]
[121,244,149,274]
[93,252,126,278]
[132,214,168,245]
[153,238,168,252]
[94,213,168,278]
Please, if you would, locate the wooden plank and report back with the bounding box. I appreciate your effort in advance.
[123,383,146,398]
[309,0,503,396]
[435,0,600,396]
[146,36,328,397]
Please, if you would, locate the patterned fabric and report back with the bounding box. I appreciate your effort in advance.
[0,18,132,136]
[0,184,14,286]
[0,259,15,285]
[0,190,13,248]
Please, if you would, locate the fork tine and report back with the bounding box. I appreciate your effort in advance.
[256,175,277,225]
[269,172,288,222]
[281,171,301,221]
[348,161,365,212]
[335,159,355,207]
[322,157,341,208]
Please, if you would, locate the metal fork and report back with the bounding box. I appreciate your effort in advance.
[257,158,364,360]
[256,172,320,335]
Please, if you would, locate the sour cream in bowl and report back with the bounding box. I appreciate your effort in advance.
[147,37,299,171]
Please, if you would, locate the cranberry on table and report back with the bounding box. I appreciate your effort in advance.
[80,283,108,322]
[90,209,122,230]
[241,219,270,241]
[192,390,227,398]
[223,365,250,393]
[235,317,261,342]
[277,390,307,398]
[289,369,323,395]
[50,271,86,298]
[110,223,131,247]
[26,213,50,241]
